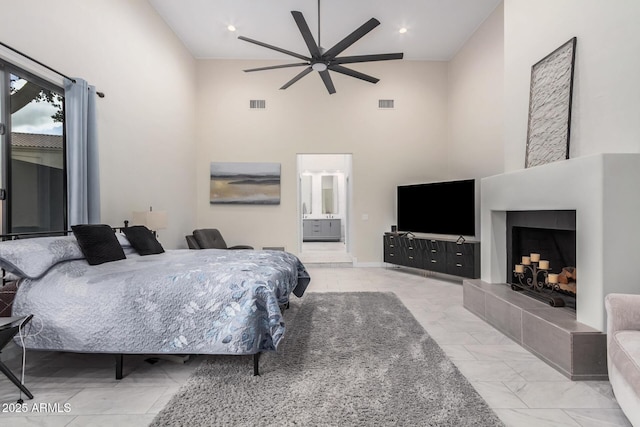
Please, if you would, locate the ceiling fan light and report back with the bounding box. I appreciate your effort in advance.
[399,27,408,34]
[227,24,236,32]
[312,62,328,72]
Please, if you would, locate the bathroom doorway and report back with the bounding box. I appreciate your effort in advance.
[297,154,353,264]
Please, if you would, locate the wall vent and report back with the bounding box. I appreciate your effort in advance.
[250,99,266,109]
[378,99,394,109]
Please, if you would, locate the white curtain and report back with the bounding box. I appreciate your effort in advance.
[64,77,100,225]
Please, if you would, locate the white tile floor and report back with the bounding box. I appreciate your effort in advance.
[299,241,353,264]
[0,266,631,427]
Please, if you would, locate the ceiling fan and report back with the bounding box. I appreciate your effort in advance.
[237,1,403,94]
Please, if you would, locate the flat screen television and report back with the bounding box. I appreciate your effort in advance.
[397,179,476,236]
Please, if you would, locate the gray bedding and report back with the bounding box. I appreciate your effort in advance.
[11,248,310,355]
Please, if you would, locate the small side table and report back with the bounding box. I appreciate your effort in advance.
[0,315,34,399]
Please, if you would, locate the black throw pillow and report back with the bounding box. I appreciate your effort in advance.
[122,225,165,256]
[72,224,126,265]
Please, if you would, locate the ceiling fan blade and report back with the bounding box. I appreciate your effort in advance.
[322,18,380,60]
[238,36,310,61]
[329,65,379,84]
[291,11,322,58]
[319,70,336,94]
[332,53,404,65]
[243,62,309,72]
[280,67,313,90]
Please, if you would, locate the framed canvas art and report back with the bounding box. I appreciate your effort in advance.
[525,37,577,168]
[210,162,281,204]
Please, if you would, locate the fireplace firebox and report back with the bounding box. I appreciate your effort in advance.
[507,210,576,309]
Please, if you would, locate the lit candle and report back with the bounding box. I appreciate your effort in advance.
[548,273,559,284]
[530,253,540,262]
[514,264,524,273]
[522,256,531,265]
[538,260,549,270]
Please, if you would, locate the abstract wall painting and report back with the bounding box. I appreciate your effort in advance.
[210,162,281,204]
[525,37,577,168]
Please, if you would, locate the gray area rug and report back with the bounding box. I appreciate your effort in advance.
[150,292,503,426]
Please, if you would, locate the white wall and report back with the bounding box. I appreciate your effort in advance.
[447,2,504,179]
[195,59,449,262]
[194,3,506,263]
[0,0,197,248]
[504,0,640,172]
[0,1,507,260]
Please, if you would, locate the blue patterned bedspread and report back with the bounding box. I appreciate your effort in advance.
[12,249,310,355]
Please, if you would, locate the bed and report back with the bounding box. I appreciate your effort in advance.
[0,230,310,378]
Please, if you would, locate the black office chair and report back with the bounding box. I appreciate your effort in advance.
[185,235,199,249]
[186,229,253,250]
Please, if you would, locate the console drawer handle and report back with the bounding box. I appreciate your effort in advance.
[389,254,394,257]
[431,260,437,263]
[409,256,414,260]
[456,252,463,256]
[456,263,463,267]
[390,245,394,248]
[431,249,436,253]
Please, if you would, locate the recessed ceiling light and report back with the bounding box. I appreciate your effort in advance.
[227,25,236,32]
[399,27,408,34]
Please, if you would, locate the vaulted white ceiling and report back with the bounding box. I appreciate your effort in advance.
[148,0,501,61]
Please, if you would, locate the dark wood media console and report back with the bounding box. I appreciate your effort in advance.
[383,233,480,278]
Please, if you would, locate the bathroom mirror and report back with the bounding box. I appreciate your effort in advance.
[301,175,312,216]
[322,175,338,214]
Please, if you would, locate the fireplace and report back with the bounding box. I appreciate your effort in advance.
[464,154,640,380]
[477,154,640,331]
[507,210,576,309]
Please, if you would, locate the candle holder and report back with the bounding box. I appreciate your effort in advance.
[512,261,566,307]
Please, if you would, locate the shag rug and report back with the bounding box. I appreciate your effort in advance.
[150,292,503,427]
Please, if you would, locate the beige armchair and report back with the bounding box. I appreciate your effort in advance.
[605,293,640,426]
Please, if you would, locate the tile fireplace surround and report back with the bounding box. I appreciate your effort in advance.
[464,153,640,379]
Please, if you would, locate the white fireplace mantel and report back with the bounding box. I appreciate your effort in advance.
[481,153,640,331]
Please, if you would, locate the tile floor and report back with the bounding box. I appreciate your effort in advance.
[299,241,353,264]
[0,266,632,426]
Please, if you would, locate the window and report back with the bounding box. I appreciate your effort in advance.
[0,60,66,234]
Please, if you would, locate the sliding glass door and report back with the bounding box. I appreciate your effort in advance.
[0,60,66,235]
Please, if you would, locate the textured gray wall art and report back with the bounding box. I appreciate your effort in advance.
[525,37,577,168]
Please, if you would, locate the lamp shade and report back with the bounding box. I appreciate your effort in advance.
[132,210,167,231]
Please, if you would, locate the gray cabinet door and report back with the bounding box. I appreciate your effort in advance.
[322,219,341,240]
[320,220,332,237]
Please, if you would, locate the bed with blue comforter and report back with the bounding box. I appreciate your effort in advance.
[1,235,310,365]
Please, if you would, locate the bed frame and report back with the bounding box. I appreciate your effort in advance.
[0,226,267,380]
